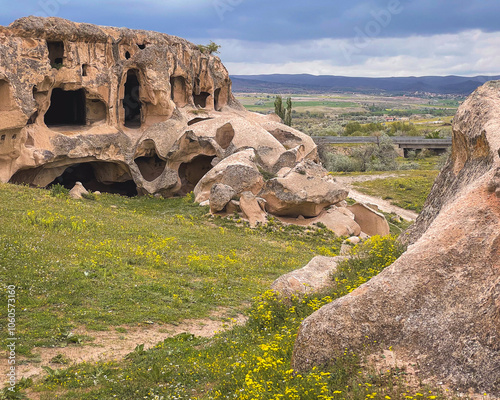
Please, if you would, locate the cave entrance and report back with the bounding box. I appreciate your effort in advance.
[170,76,188,107]
[178,155,215,194]
[134,154,167,182]
[49,163,138,197]
[193,92,210,108]
[123,70,141,128]
[47,41,64,67]
[44,88,86,126]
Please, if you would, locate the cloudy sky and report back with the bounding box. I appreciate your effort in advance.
[1,0,500,77]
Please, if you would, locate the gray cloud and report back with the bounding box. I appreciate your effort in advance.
[1,0,499,77]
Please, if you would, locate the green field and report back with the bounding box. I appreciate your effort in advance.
[0,182,463,400]
[351,170,440,212]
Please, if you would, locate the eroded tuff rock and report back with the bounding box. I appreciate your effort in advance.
[260,161,348,217]
[0,16,316,197]
[271,256,346,298]
[292,81,500,396]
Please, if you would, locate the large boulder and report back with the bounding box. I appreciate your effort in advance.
[347,203,390,236]
[260,161,348,217]
[193,149,264,203]
[292,81,500,397]
[271,256,346,298]
[276,207,361,237]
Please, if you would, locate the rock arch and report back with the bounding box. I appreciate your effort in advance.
[133,139,167,182]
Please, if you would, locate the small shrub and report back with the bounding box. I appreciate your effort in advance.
[324,153,363,172]
[49,183,69,198]
[50,353,70,365]
[82,191,97,201]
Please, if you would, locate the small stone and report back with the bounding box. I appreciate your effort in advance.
[69,182,88,199]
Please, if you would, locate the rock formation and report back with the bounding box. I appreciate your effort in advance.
[0,16,390,237]
[0,16,317,197]
[271,256,346,298]
[292,81,500,396]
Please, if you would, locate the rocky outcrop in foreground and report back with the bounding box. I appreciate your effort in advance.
[292,81,500,396]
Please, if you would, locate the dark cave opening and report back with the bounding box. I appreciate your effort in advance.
[123,70,141,128]
[44,88,86,126]
[47,41,64,67]
[178,155,215,195]
[49,163,138,197]
[193,92,210,108]
[134,154,167,182]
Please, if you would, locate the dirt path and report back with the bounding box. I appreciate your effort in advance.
[333,174,419,222]
[0,309,247,389]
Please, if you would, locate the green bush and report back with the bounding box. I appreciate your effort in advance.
[324,153,363,172]
[50,183,69,198]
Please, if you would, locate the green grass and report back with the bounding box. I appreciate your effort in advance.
[0,184,470,400]
[25,237,460,400]
[352,170,439,212]
[0,183,343,355]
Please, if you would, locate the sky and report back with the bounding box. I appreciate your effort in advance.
[1,0,500,77]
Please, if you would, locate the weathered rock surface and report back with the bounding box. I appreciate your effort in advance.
[0,17,314,198]
[209,183,235,213]
[239,191,267,227]
[271,256,346,298]
[292,81,500,397]
[260,161,348,217]
[193,149,264,203]
[347,203,390,237]
[276,207,361,237]
[68,181,88,199]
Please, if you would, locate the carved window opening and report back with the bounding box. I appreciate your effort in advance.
[137,44,146,49]
[123,70,141,128]
[82,64,89,76]
[125,51,131,59]
[178,155,215,194]
[193,92,210,108]
[47,41,64,68]
[44,88,86,126]
[134,154,167,182]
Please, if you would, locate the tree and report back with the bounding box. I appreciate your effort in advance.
[274,95,285,120]
[197,41,221,55]
[284,97,292,126]
[274,95,292,126]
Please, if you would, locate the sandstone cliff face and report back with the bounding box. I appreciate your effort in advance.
[0,17,316,196]
[292,81,500,396]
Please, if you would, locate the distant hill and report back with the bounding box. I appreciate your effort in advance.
[230,74,500,95]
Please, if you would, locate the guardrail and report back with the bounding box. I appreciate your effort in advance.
[312,136,452,149]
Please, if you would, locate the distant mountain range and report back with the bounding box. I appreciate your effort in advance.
[230,74,500,95]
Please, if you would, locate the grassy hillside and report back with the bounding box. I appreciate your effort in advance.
[0,184,343,354]
[0,183,464,399]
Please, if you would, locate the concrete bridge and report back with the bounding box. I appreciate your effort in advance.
[312,136,452,157]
